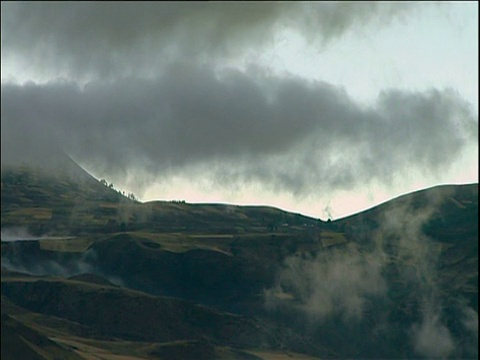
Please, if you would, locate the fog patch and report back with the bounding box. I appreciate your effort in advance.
[377,189,461,358]
[458,306,479,358]
[462,307,479,336]
[412,312,455,359]
[265,243,387,322]
[1,227,75,242]
[265,186,476,357]
[1,227,43,241]
[1,245,95,276]
[1,244,125,287]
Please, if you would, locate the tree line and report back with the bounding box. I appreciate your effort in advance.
[100,179,138,202]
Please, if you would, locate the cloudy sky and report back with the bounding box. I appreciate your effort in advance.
[1,2,478,219]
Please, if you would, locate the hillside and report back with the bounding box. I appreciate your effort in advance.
[1,156,323,237]
[1,161,478,359]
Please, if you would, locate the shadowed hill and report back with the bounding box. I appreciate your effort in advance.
[1,154,135,236]
[1,160,477,359]
[1,157,324,237]
[1,313,84,360]
[1,276,313,355]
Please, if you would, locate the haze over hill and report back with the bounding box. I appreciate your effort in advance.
[1,159,478,359]
[1,2,478,359]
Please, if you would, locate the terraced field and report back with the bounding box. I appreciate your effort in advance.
[1,161,478,359]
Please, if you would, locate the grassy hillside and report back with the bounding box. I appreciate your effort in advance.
[1,312,84,360]
[1,160,477,359]
[2,160,324,237]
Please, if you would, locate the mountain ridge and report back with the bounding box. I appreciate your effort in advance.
[1,161,478,359]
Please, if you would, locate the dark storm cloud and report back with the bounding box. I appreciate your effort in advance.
[4,1,461,196]
[2,64,477,195]
[1,1,414,80]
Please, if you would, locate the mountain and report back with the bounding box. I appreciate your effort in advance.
[1,159,478,359]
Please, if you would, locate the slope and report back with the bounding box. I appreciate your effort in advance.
[1,160,478,359]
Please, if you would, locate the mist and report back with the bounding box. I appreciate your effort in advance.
[1,237,125,287]
[265,186,478,358]
[1,227,42,242]
[265,243,387,323]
